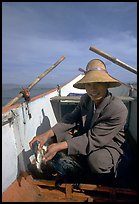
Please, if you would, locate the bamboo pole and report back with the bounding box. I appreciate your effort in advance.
[89,46,137,74]
[4,56,65,107]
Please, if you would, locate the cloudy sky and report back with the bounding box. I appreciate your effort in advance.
[2,2,137,86]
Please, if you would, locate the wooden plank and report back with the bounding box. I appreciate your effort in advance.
[50,96,81,101]
[32,179,137,196]
[50,95,135,102]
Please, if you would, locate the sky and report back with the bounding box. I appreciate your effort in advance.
[2,2,137,87]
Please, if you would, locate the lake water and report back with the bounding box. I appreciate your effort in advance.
[2,84,55,107]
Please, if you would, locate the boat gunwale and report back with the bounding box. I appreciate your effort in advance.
[2,87,58,114]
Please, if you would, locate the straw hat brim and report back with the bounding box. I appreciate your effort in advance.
[73,71,121,89]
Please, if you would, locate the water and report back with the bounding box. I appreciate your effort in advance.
[2,84,55,107]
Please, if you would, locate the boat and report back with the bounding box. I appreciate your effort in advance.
[2,47,137,202]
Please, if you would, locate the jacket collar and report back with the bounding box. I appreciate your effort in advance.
[91,91,112,126]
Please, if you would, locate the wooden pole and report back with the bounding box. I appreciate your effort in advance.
[89,46,137,74]
[4,56,65,107]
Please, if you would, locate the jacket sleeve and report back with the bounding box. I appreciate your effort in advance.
[51,95,84,142]
[66,99,128,155]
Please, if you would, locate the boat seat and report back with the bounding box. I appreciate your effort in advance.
[50,95,135,103]
[50,96,81,103]
[50,95,135,122]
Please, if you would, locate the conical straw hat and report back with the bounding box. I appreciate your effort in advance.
[73,59,121,89]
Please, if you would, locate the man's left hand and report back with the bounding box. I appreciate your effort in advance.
[43,141,68,162]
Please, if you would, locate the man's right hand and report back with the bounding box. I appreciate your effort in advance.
[29,129,54,149]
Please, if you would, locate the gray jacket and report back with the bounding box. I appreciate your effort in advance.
[52,92,128,156]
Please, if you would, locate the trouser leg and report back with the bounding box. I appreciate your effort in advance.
[87,148,120,174]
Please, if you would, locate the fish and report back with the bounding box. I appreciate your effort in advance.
[31,140,47,173]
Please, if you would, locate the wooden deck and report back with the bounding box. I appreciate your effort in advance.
[2,171,137,202]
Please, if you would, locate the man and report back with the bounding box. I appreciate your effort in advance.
[29,59,128,183]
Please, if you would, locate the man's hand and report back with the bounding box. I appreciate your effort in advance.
[43,141,68,162]
[29,129,54,149]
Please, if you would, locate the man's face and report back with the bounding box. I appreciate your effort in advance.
[85,82,108,101]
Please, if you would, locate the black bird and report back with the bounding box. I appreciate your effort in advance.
[30,140,85,184]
